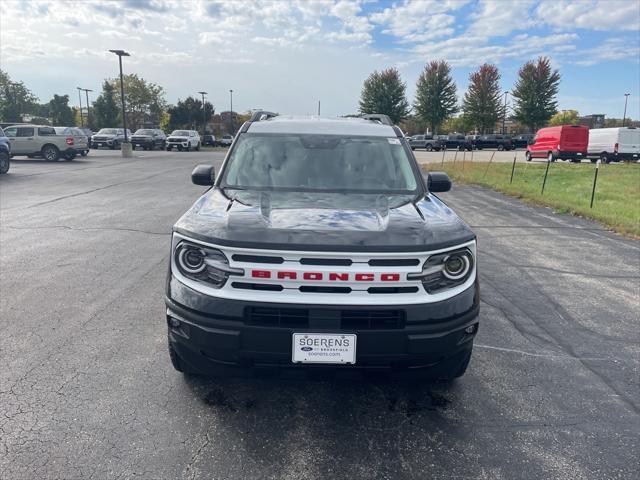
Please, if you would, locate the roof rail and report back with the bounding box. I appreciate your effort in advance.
[361,114,393,126]
[250,110,278,122]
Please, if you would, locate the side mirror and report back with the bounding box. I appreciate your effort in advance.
[424,171,452,193]
[192,164,215,186]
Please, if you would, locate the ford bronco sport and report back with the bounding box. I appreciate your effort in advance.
[165,113,479,380]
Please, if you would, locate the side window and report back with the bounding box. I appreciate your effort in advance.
[38,127,56,136]
[4,127,17,137]
[17,127,35,137]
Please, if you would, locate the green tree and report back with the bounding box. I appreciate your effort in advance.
[398,115,428,135]
[48,94,75,125]
[0,69,39,122]
[110,74,166,129]
[92,81,119,129]
[167,97,214,131]
[441,114,474,134]
[358,68,410,124]
[511,56,561,131]
[414,60,458,134]
[462,64,503,133]
[548,110,579,126]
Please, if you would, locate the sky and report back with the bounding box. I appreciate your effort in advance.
[1,0,639,120]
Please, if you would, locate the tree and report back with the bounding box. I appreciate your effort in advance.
[414,60,458,134]
[511,56,561,131]
[462,64,503,134]
[167,97,214,131]
[92,81,119,129]
[0,69,39,122]
[441,114,474,134]
[358,68,410,124]
[548,110,579,126]
[48,94,75,125]
[110,74,166,129]
[399,115,428,135]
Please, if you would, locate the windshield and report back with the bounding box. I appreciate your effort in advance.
[171,130,189,136]
[134,129,154,135]
[98,129,118,135]
[221,134,419,194]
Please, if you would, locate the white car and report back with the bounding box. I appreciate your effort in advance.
[166,130,200,152]
[219,134,233,147]
[587,127,639,163]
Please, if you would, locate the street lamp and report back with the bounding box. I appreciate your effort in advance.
[622,93,630,127]
[198,91,208,141]
[109,49,131,157]
[229,89,233,134]
[76,87,84,127]
[79,88,93,129]
[9,82,20,122]
[502,91,509,134]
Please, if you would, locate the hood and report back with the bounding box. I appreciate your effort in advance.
[173,189,475,252]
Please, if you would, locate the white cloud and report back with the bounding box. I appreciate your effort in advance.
[535,0,640,31]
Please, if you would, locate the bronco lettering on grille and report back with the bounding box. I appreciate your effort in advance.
[251,270,401,281]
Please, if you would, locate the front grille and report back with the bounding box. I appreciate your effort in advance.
[93,137,107,141]
[248,307,309,327]
[341,310,404,329]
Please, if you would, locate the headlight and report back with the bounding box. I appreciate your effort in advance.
[173,240,243,288]
[408,247,474,293]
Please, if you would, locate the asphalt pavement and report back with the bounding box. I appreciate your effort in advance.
[1,150,638,479]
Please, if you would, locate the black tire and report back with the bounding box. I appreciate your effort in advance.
[410,146,415,150]
[497,144,504,151]
[166,147,171,151]
[0,151,10,174]
[590,158,597,163]
[81,150,88,157]
[425,144,433,152]
[600,153,610,164]
[41,144,60,162]
[64,153,76,161]
[186,144,191,152]
[178,145,183,152]
[525,151,532,162]
[195,142,200,152]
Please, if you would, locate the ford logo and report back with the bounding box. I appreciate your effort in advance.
[301,347,313,352]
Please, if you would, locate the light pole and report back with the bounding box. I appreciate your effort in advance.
[198,91,208,141]
[622,93,630,126]
[502,91,508,134]
[229,89,233,134]
[109,49,131,157]
[10,82,20,122]
[76,87,84,127]
[79,88,93,129]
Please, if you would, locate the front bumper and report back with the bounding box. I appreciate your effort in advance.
[166,276,480,376]
[167,141,189,148]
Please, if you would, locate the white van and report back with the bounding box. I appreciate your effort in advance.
[587,127,639,163]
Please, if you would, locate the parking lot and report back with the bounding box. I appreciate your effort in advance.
[1,150,639,479]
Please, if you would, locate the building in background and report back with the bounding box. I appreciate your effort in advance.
[578,114,606,129]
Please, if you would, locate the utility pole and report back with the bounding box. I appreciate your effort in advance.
[79,88,93,129]
[317,100,321,116]
[622,93,630,126]
[77,87,84,127]
[109,49,131,157]
[198,91,208,140]
[502,91,508,134]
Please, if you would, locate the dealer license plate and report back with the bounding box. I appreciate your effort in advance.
[292,333,356,364]
[97,143,102,147]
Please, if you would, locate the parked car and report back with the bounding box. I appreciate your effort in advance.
[166,130,200,151]
[201,134,216,147]
[512,133,535,149]
[0,127,10,174]
[166,113,478,380]
[441,134,472,151]
[76,128,93,154]
[408,134,441,151]
[91,128,131,149]
[526,125,589,163]
[3,124,80,161]
[219,134,233,147]
[474,134,513,151]
[587,127,639,164]
[53,127,89,157]
[131,129,166,151]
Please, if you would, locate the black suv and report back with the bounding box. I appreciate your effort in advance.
[474,134,513,151]
[131,129,166,151]
[165,113,479,381]
[440,134,472,151]
[512,134,534,149]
